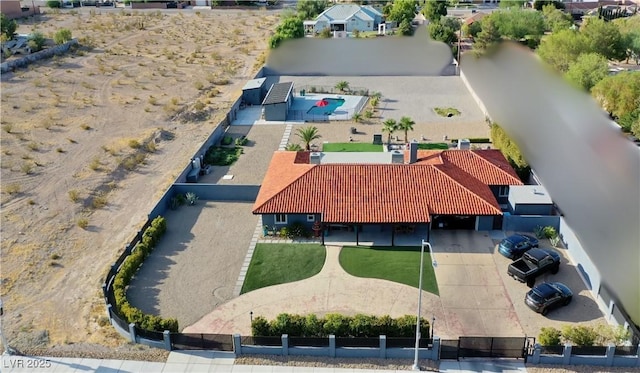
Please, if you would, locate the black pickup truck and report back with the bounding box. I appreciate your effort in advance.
[508,248,561,287]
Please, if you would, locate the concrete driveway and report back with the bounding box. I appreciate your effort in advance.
[430,230,524,339]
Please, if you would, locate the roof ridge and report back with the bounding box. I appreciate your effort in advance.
[432,163,502,215]
[467,150,522,184]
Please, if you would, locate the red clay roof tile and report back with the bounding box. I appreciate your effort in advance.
[253,150,523,223]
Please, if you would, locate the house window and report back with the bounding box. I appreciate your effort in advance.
[367,22,371,28]
[275,214,287,224]
[351,18,356,22]
[307,214,315,222]
[498,186,509,197]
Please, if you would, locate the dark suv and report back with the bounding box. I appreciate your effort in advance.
[498,234,539,259]
[525,282,573,315]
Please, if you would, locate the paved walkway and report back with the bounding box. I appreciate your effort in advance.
[0,352,528,372]
[184,246,445,336]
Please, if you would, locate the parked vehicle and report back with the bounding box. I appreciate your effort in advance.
[525,282,573,315]
[498,234,539,259]
[508,248,560,287]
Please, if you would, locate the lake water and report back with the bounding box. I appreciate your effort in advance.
[264,25,456,77]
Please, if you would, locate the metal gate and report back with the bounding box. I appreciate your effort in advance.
[440,339,460,359]
[458,337,528,359]
[439,337,531,360]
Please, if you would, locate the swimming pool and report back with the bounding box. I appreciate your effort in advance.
[307,98,346,115]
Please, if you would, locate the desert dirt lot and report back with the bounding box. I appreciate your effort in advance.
[0,7,278,351]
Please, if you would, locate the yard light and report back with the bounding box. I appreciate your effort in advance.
[431,316,435,341]
[413,240,431,371]
[250,311,253,323]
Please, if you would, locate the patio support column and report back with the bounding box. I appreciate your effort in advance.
[391,225,395,246]
[356,225,359,246]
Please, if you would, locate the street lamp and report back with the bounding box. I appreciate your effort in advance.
[412,240,431,371]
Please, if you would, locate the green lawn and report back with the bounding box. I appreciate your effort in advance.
[322,143,384,152]
[339,246,439,295]
[241,243,326,294]
[417,143,449,150]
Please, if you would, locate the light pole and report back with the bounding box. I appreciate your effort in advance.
[412,240,431,371]
[431,316,435,341]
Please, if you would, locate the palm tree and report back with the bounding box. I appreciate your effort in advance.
[398,116,415,143]
[382,119,397,145]
[285,143,303,151]
[335,80,350,93]
[352,113,362,123]
[370,97,379,111]
[370,91,382,100]
[296,126,322,151]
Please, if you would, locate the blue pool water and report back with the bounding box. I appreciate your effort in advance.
[307,98,345,115]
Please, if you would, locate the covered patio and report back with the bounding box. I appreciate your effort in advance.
[321,223,430,247]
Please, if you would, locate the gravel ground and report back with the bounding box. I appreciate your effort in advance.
[236,354,440,371]
[12,343,169,362]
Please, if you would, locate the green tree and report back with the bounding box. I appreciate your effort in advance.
[398,19,413,36]
[382,119,398,145]
[490,8,545,43]
[297,0,328,20]
[335,80,350,92]
[440,17,461,32]
[269,16,304,49]
[490,123,530,181]
[630,113,640,138]
[462,20,482,39]
[473,17,502,56]
[580,17,627,62]
[319,27,332,38]
[542,4,573,33]
[621,30,640,65]
[388,0,418,24]
[500,0,525,8]
[591,72,640,121]
[429,21,457,44]
[28,32,46,52]
[422,0,447,22]
[537,29,588,72]
[352,113,362,123]
[46,0,62,8]
[614,15,640,64]
[533,0,564,10]
[0,14,17,41]
[565,53,609,92]
[296,126,322,151]
[53,28,73,45]
[398,116,415,143]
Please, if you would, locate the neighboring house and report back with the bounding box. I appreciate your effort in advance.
[303,4,384,35]
[0,0,38,19]
[253,147,523,245]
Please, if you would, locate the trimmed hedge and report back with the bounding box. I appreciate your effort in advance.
[251,313,430,338]
[112,216,179,332]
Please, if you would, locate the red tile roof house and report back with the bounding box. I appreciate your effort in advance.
[252,145,523,246]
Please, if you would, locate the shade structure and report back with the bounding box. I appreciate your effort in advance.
[316,99,329,107]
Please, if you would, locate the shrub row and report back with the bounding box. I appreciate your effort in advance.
[538,324,631,347]
[112,216,179,332]
[251,313,430,338]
